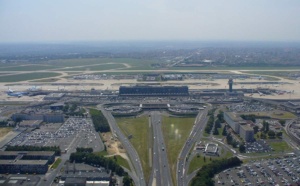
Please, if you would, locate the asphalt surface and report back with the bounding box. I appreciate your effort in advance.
[149,111,173,186]
[177,107,209,186]
[99,106,146,186]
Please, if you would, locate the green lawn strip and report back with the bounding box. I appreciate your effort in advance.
[116,116,150,181]
[0,72,61,82]
[161,116,195,185]
[51,158,62,169]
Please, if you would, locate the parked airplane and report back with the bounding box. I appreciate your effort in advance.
[6,87,28,97]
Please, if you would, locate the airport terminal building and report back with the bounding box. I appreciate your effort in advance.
[119,85,189,96]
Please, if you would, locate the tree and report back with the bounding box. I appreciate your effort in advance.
[226,133,233,144]
[203,156,206,162]
[239,144,246,153]
[279,120,286,126]
[215,119,221,128]
[213,127,219,135]
[123,175,132,186]
[253,126,259,134]
[222,126,227,136]
[276,132,283,138]
[268,130,276,139]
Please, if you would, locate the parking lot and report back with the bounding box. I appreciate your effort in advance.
[245,140,272,153]
[6,118,104,152]
[215,155,300,186]
[227,101,274,113]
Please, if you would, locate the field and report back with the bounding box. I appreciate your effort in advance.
[58,63,126,71]
[161,116,195,185]
[116,116,151,181]
[110,155,131,171]
[0,127,12,138]
[269,141,292,153]
[0,72,61,82]
[0,64,57,71]
[243,111,297,120]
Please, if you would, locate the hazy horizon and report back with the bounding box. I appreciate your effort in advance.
[1,0,300,43]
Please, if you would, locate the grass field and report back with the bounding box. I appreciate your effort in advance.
[51,158,62,169]
[116,116,151,181]
[0,64,57,71]
[0,127,12,138]
[0,72,61,82]
[161,116,195,185]
[243,111,297,120]
[188,144,233,174]
[58,63,126,71]
[46,58,158,70]
[188,155,221,174]
[30,78,60,82]
[110,155,131,171]
[269,141,292,153]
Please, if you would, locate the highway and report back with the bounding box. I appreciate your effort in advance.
[99,106,146,186]
[177,107,209,186]
[149,111,173,186]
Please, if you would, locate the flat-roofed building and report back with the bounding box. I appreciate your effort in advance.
[0,151,55,164]
[224,112,242,133]
[0,160,48,174]
[239,124,254,142]
[19,120,42,128]
[119,86,189,96]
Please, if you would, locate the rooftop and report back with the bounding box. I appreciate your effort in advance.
[0,159,48,165]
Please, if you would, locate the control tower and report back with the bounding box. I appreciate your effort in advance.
[228,78,233,92]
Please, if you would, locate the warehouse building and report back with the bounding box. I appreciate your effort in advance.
[119,85,189,96]
[0,151,55,174]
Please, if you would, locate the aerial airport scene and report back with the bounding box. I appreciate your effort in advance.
[1,1,300,186]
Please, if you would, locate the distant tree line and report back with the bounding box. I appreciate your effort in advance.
[70,151,125,176]
[6,145,61,156]
[90,109,110,133]
[191,157,242,186]
[240,114,256,122]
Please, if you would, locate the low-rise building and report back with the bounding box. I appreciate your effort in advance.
[19,120,42,128]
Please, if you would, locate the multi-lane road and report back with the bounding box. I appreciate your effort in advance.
[177,107,209,186]
[99,106,146,186]
[149,111,173,186]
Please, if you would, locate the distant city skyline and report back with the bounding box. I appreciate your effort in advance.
[1,0,300,43]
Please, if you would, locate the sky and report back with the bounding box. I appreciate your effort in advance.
[1,0,300,43]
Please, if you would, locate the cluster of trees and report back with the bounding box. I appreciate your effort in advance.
[76,147,93,153]
[70,151,125,176]
[123,175,133,186]
[217,111,225,123]
[204,108,217,134]
[90,109,110,133]
[191,157,242,186]
[205,114,215,134]
[240,114,256,122]
[63,103,86,117]
[6,145,61,155]
[257,120,282,139]
[0,120,8,127]
[213,119,222,135]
